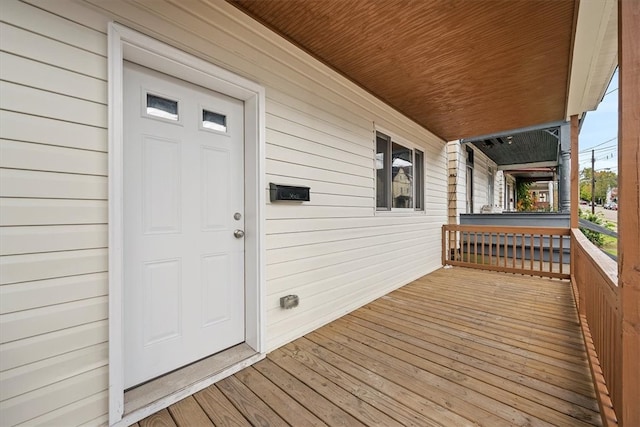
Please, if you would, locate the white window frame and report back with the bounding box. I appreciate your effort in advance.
[375,129,425,214]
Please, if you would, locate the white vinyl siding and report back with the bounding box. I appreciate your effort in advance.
[0,1,110,425]
[0,0,448,424]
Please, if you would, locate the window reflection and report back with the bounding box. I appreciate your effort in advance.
[146,93,178,121]
[392,142,413,208]
[202,109,227,132]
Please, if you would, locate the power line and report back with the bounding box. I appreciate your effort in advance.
[579,146,617,156]
[579,137,617,152]
[604,87,618,96]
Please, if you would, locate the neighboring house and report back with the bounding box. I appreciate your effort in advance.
[447,141,503,222]
[0,1,623,426]
[448,123,572,222]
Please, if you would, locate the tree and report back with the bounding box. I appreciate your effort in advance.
[579,168,617,204]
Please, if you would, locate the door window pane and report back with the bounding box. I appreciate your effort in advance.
[392,142,413,208]
[146,93,178,121]
[202,109,227,132]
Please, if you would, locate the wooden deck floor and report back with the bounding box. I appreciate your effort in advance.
[136,267,601,427]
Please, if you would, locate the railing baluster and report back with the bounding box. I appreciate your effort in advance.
[482,231,486,266]
[549,234,553,273]
[521,233,525,270]
[474,231,478,264]
[530,234,534,271]
[512,233,516,269]
[539,234,543,274]
[559,232,563,275]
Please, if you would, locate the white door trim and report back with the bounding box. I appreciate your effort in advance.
[107,23,266,425]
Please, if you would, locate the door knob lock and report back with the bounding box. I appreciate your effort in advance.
[234,229,245,238]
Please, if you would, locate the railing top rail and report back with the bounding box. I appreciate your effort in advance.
[572,228,618,292]
[443,224,571,236]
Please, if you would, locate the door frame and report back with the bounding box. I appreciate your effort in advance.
[107,23,266,425]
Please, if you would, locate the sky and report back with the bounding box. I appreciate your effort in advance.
[577,69,618,174]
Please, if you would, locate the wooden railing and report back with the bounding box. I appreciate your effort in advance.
[571,229,620,426]
[442,224,570,279]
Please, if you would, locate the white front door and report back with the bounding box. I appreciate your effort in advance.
[123,62,245,388]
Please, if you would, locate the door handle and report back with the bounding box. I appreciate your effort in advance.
[234,229,245,239]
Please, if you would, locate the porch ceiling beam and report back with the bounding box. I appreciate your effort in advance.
[618,1,640,426]
[498,161,558,171]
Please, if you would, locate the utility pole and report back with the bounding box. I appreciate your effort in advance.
[591,149,595,214]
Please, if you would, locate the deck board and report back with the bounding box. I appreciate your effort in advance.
[139,267,602,426]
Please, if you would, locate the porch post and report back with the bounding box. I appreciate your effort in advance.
[559,122,571,212]
[569,115,579,285]
[569,116,579,229]
[618,0,640,426]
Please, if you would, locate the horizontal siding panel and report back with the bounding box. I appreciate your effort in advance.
[266,159,372,188]
[0,249,107,285]
[267,113,372,158]
[301,192,372,208]
[1,0,106,55]
[0,296,108,344]
[23,0,111,33]
[0,343,107,401]
[0,169,107,199]
[266,143,372,178]
[0,199,107,226]
[0,273,107,315]
[23,391,108,427]
[266,214,430,234]
[266,204,371,219]
[0,52,107,104]
[0,321,107,371]
[267,128,371,167]
[267,238,430,297]
[266,92,372,140]
[266,225,434,265]
[0,23,107,79]
[0,110,107,151]
[0,225,107,256]
[267,230,440,265]
[0,366,107,426]
[267,233,430,282]
[267,220,432,249]
[266,174,373,198]
[0,82,107,128]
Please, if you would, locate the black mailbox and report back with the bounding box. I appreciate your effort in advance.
[270,183,310,202]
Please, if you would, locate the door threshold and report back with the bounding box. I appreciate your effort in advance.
[118,343,264,426]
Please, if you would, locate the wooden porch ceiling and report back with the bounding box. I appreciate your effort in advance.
[139,268,600,427]
[229,0,577,141]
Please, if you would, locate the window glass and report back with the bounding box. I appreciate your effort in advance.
[415,150,424,210]
[392,142,413,208]
[376,134,390,209]
[375,131,424,212]
[146,93,178,121]
[202,109,227,132]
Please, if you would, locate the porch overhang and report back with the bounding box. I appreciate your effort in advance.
[229,0,617,141]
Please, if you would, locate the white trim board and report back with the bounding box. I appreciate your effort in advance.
[107,22,266,426]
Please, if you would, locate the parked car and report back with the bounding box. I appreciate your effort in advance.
[610,202,618,210]
[604,202,611,209]
[580,200,589,205]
